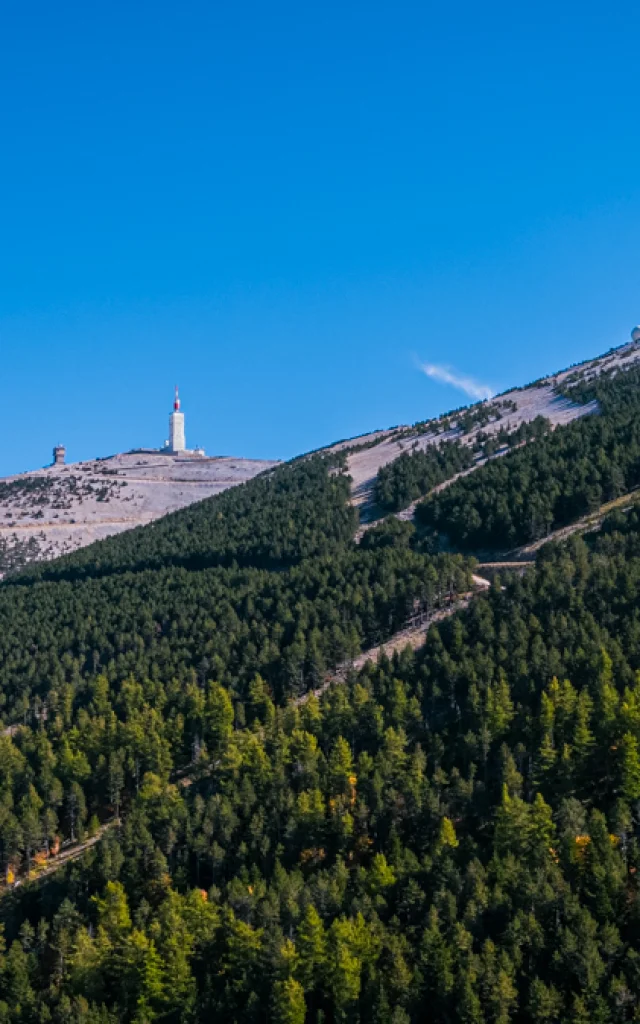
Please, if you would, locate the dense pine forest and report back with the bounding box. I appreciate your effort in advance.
[375,440,475,514]
[374,416,551,516]
[3,360,640,1022]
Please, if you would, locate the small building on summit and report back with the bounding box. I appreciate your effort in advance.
[52,445,66,466]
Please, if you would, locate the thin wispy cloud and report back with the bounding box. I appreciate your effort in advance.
[419,361,494,401]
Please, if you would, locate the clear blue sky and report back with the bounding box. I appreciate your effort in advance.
[2,1,640,475]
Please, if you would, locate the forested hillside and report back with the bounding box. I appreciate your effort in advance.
[375,440,475,513]
[0,453,279,576]
[12,459,356,582]
[374,417,551,515]
[415,365,640,552]
[3,360,640,1022]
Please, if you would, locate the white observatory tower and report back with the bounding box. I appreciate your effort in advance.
[169,386,186,453]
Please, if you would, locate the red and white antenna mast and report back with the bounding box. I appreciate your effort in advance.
[174,385,180,411]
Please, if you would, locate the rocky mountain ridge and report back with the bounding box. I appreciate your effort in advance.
[2,334,639,575]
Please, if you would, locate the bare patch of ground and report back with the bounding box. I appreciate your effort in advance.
[549,339,640,388]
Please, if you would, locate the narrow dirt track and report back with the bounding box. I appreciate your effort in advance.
[295,590,484,707]
[476,561,535,570]
[172,585,491,790]
[0,517,146,532]
[1,820,118,897]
